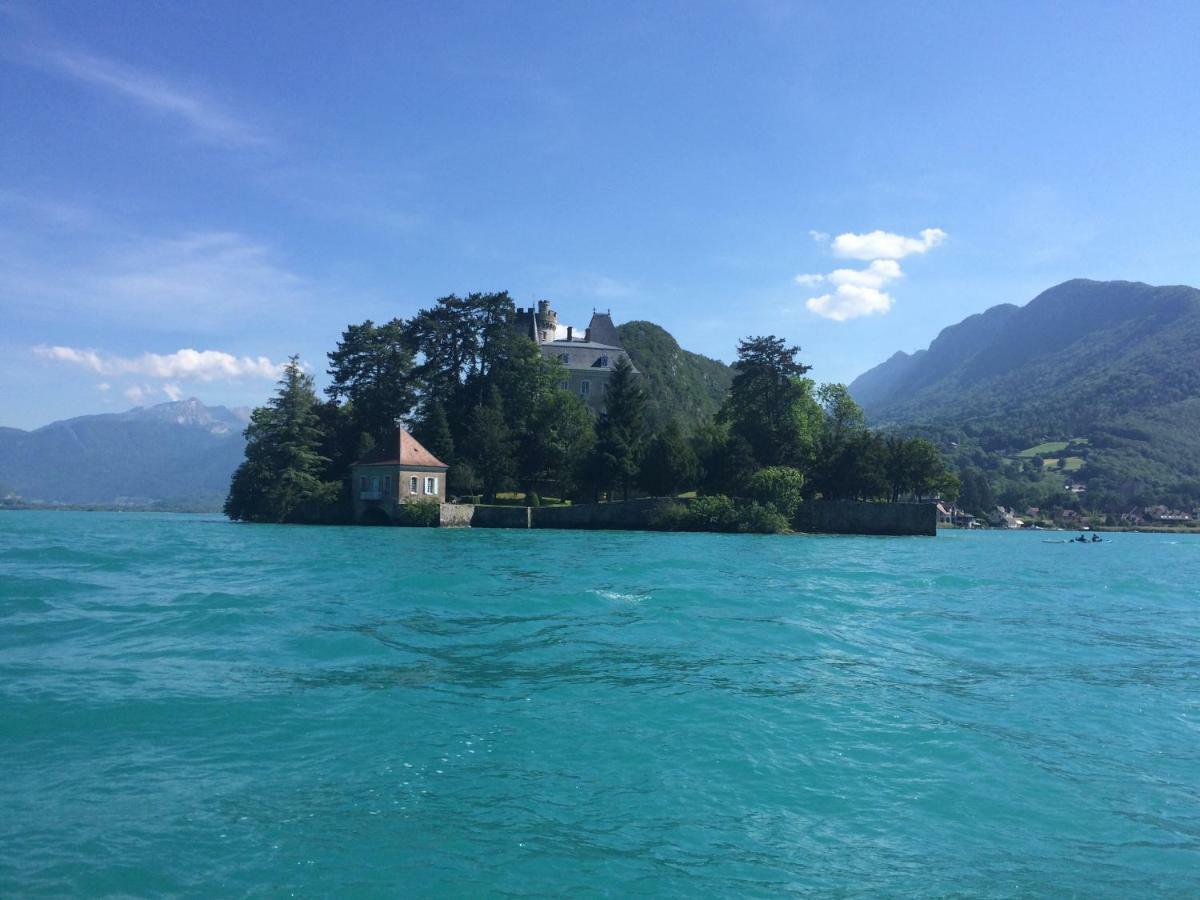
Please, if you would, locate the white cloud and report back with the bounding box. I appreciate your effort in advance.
[806,285,894,322]
[830,228,946,260]
[35,48,265,146]
[799,259,904,321]
[827,259,903,289]
[33,345,285,382]
[96,382,110,392]
[797,227,946,321]
[809,230,830,244]
[162,383,183,401]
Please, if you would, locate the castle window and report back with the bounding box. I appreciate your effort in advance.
[558,352,570,364]
[580,381,591,396]
[360,476,367,491]
[559,380,569,390]
[384,475,391,496]
[410,476,418,494]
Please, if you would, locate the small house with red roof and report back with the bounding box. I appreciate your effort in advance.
[350,426,448,522]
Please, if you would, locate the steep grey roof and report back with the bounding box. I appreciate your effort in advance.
[586,312,621,347]
[543,339,622,351]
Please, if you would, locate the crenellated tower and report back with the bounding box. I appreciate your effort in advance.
[535,300,558,343]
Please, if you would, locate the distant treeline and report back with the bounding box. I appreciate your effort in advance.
[225,292,957,527]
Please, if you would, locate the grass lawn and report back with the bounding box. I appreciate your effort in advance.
[1018,441,1070,457]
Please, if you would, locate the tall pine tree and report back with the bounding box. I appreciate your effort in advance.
[722,335,820,470]
[464,385,516,502]
[590,356,647,500]
[225,356,337,522]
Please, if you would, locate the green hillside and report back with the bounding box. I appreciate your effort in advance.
[618,320,733,432]
[849,280,1200,510]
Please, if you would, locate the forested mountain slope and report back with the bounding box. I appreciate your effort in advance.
[849,280,1200,507]
[618,320,733,431]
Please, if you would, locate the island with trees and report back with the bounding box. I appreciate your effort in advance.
[225,292,957,534]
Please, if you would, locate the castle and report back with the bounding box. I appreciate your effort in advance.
[512,300,637,414]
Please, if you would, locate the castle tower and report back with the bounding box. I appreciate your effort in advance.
[535,299,558,343]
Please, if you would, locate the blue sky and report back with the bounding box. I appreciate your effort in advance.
[3,0,1200,429]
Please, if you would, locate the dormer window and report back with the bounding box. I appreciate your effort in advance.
[597,355,610,368]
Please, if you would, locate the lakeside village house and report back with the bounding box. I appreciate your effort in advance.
[350,301,635,519]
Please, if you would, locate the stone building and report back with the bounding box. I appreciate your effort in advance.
[350,426,448,522]
[512,300,637,414]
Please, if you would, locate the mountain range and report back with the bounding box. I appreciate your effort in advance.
[1,322,733,511]
[849,279,1200,504]
[7,286,1197,512]
[0,399,250,510]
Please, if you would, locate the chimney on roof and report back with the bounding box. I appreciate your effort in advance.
[566,326,573,341]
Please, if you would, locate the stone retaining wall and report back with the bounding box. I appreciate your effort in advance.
[433,503,514,528]
[438,503,475,528]
[435,499,935,536]
[531,497,680,530]
[792,500,935,536]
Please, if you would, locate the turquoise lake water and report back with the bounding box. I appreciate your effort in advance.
[1,512,1198,897]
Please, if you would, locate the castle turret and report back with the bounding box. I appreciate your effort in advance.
[535,299,558,343]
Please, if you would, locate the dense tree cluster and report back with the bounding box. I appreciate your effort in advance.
[224,357,339,522]
[225,296,958,526]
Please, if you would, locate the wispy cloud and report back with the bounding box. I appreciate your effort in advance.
[34,345,285,381]
[28,45,266,146]
[2,230,313,332]
[124,383,149,405]
[539,269,639,302]
[0,188,95,228]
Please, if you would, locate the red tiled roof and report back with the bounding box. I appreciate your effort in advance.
[354,427,448,469]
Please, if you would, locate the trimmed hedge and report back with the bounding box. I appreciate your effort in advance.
[393,499,440,527]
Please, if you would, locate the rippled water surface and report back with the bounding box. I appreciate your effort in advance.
[2,512,1199,896]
